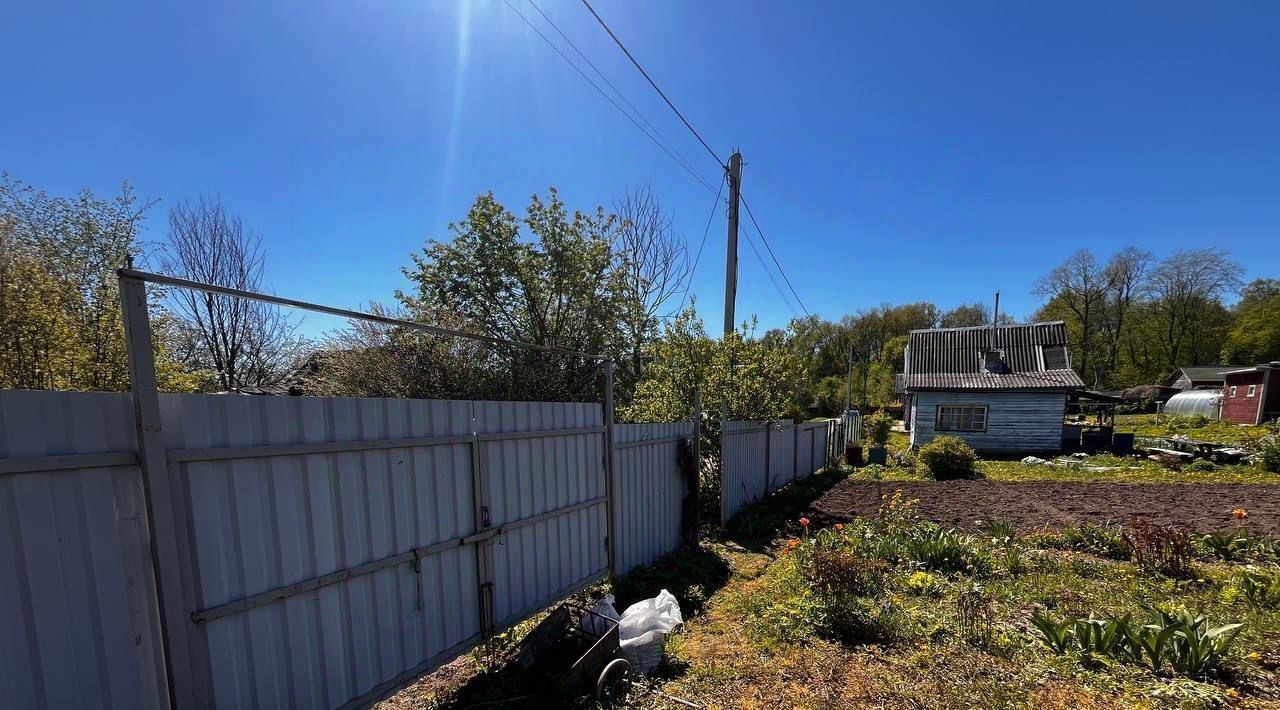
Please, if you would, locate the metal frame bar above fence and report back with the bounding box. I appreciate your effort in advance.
[118,268,607,361]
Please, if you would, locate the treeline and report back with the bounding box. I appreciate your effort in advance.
[3,173,1277,420]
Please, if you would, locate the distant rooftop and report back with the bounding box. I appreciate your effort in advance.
[903,321,1085,392]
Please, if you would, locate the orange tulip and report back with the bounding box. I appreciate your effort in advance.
[1233,508,1249,520]
[799,517,811,528]
[834,523,845,532]
[787,539,800,549]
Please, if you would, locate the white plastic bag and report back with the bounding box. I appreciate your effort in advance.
[583,594,619,638]
[617,589,683,674]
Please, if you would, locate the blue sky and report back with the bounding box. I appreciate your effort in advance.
[3,1,1278,337]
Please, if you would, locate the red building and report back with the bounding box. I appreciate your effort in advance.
[1221,362,1280,425]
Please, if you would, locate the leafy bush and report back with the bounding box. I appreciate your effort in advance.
[917,436,980,480]
[1202,530,1250,562]
[1186,458,1218,472]
[1259,435,1280,474]
[807,547,889,601]
[906,527,992,576]
[1031,606,1244,678]
[1059,522,1129,560]
[1123,518,1195,578]
[865,410,894,448]
[1234,567,1280,609]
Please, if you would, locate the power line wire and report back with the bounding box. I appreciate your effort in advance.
[677,171,727,314]
[523,0,707,184]
[740,229,800,319]
[578,0,725,169]
[502,0,719,195]
[739,193,810,316]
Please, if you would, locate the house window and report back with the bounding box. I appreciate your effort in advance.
[1248,384,1257,398]
[1042,345,1069,370]
[1230,386,1238,397]
[936,405,988,433]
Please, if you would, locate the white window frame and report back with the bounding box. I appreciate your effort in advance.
[1230,386,1238,397]
[1248,384,1257,398]
[936,404,988,433]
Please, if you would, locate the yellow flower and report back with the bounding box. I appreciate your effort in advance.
[1225,688,1239,698]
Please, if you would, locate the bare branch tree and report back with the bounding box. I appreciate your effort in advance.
[1034,249,1113,384]
[1147,248,1242,371]
[161,196,305,391]
[613,185,691,385]
[1099,247,1153,382]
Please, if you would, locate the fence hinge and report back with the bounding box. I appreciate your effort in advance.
[411,549,424,611]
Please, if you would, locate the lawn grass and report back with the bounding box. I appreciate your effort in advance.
[630,474,1280,709]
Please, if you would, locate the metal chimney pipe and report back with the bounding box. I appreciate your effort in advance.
[991,291,1000,351]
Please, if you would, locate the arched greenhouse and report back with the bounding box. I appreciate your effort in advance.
[1162,389,1222,421]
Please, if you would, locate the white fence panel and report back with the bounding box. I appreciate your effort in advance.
[613,422,692,576]
[795,423,817,479]
[474,401,608,629]
[767,423,795,490]
[719,420,767,524]
[0,391,167,710]
[161,394,482,710]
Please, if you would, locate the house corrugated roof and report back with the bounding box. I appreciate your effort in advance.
[1175,365,1237,383]
[904,321,1085,392]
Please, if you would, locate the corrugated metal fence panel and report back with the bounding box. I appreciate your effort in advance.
[0,390,167,710]
[795,423,818,479]
[719,420,768,524]
[612,422,692,576]
[767,423,795,491]
[160,394,480,710]
[473,401,607,628]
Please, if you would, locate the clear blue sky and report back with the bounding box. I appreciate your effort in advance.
[4,1,1278,336]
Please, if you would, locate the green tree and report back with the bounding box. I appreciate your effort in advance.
[1222,279,1280,365]
[398,188,627,402]
[0,174,198,392]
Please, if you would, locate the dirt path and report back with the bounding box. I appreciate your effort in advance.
[811,479,1280,534]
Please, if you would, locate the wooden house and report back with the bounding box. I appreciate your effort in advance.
[1221,362,1280,425]
[903,321,1085,453]
[1167,365,1236,391]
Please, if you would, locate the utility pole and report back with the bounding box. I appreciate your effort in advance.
[722,152,743,337]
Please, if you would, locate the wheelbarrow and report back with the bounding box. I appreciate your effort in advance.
[514,602,633,705]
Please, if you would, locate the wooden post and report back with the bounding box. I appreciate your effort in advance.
[603,360,618,577]
[119,274,195,710]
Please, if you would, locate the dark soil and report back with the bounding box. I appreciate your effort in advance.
[810,479,1280,534]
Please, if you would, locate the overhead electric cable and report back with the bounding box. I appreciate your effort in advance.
[677,171,727,313]
[502,0,719,195]
[740,230,800,318]
[739,194,810,316]
[578,0,726,169]
[523,0,708,184]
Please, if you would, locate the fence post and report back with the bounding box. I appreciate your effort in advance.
[684,388,701,546]
[792,422,799,483]
[119,274,194,710]
[603,359,618,577]
[763,420,772,495]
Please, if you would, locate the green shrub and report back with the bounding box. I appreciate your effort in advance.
[906,527,992,576]
[865,410,894,448]
[1234,567,1280,609]
[917,436,980,480]
[1202,530,1249,562]
[1259,435,1280,474]
[1059,522,1129,560]
[1187,458,1218,472]
[1030,606,1243,678]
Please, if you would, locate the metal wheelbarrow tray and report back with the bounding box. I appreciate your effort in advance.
[514,603,632,704]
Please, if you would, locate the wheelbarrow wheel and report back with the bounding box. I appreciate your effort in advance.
[595,657,633,706]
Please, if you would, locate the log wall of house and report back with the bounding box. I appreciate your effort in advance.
[909,391,1067,453]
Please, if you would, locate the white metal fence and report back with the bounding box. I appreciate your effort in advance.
[0,390,692,710]
[719,419,841,525]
